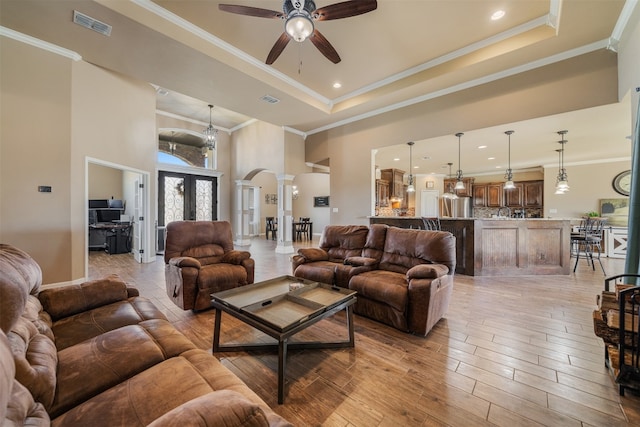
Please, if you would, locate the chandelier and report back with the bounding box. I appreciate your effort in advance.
[203,104,218,150]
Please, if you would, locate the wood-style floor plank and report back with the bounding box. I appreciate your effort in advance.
[88,236,640,426]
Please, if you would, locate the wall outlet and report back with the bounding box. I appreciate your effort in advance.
[549,208,557,213]
[332,208,338,213]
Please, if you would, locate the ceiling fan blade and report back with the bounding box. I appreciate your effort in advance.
[313,0,377,21]
[266,33,291,65]
[219,4,284,19]
[309,29,341,64]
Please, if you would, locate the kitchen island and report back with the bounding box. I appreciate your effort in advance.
[369,217,571,276]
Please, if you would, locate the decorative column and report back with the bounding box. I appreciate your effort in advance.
[276,174,295,254]
[234,179,252,246]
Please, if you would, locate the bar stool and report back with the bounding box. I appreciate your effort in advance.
[571,217,606,274]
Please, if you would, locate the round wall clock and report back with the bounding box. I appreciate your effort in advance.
[612,170,631,196]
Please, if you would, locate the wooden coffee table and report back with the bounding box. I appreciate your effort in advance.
[211,275,356,404]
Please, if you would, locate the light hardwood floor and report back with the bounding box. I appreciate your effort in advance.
[88,237,640,426]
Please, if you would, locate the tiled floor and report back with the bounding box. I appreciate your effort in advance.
[89,236,640,426]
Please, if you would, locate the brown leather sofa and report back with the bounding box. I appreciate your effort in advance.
[292,224,456,336]
[0,243,290,426]
[164,220,255,310]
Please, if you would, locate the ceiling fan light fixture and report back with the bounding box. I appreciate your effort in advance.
[285,13,314,42]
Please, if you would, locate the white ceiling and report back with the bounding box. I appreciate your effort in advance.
[1,0,636,174]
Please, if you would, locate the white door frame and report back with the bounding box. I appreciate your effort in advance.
[85,157,153,279]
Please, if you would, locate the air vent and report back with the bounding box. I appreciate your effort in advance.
[260,95,280,104]
[73,11,112,36]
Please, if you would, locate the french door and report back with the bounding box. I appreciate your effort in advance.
[158,171,218,226]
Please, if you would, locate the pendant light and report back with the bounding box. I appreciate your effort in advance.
[406,141,415,193]
[555,130,569,193]
[504,130,515,190]
[203,104,218,150]
[443,162,458,199]
[454,132,465,190]
[554,149,565,194]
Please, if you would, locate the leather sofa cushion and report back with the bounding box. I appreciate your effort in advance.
[344,256,378,267]
[198,264,248,292]
[320,225,369,262]
[50,320,196,418]
[52,349,292,427]
[50,297,167,351]
[297,248,329,262]
[349,270,408,313]
[38,275,130,321]
[147,390,269,427]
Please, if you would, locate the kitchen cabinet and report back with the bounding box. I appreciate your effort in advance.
[472,185,487,207]
[523,180,543,207]
[381,168,405,202]
[472,183,502,207]
[376,179,389,207]
[444,177,474,198]
[505,182,524,207]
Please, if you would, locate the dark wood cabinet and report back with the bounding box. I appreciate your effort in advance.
[381,169,405,202]
[472,184,487,207]
[523,180,543,207]
[487,184,503,207]
[505,182,524,207]
[375,179,389,207]
[472,183,502,207]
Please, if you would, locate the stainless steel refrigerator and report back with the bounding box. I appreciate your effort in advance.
[441,196,472,218]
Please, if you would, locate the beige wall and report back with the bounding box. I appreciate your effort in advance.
[71,62,157,280]
[307,50,620,225]
[544,160,631,219]
[292,173,330,234]
[88,164,123,200]
[1,37,72,283]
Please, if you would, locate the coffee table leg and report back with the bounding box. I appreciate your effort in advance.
[346,305,355,347]
[212,308,222,352]
[278,338,288,404]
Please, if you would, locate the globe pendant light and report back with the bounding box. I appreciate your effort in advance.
[454,132,465,190]
[504,130,515,190]
[203,104,218,150]
[406,141,415,193]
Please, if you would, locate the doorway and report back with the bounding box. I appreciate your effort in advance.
[158,171,218,225]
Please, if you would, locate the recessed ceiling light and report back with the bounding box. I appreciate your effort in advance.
[422,156,431,160]
[414,166,419,169]
[478,145,487,149]
[491,10,505,20]
[393,157,400,161]
[488,157,495,160]
[333,82,342,89]
[496,166,502,169]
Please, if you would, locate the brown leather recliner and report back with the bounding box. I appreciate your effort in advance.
[164,221,255,310]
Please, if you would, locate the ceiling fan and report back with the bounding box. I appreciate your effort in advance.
[219,0,377,65]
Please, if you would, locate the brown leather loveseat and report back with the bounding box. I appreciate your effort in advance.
[0,243,290,426]
[164,220,255,310]
[292,224,456,336]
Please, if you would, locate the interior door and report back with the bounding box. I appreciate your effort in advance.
[420,190,440,217]
[158,171,218,226]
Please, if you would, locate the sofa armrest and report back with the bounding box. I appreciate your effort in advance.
[221,250,251,265]
[169,256,201,269]
[344,256,378,267]
[38,274,133,321]
[126,285,139,298]
[146,390,271,427]
[297,248,329,262]
[406,264,449,280]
